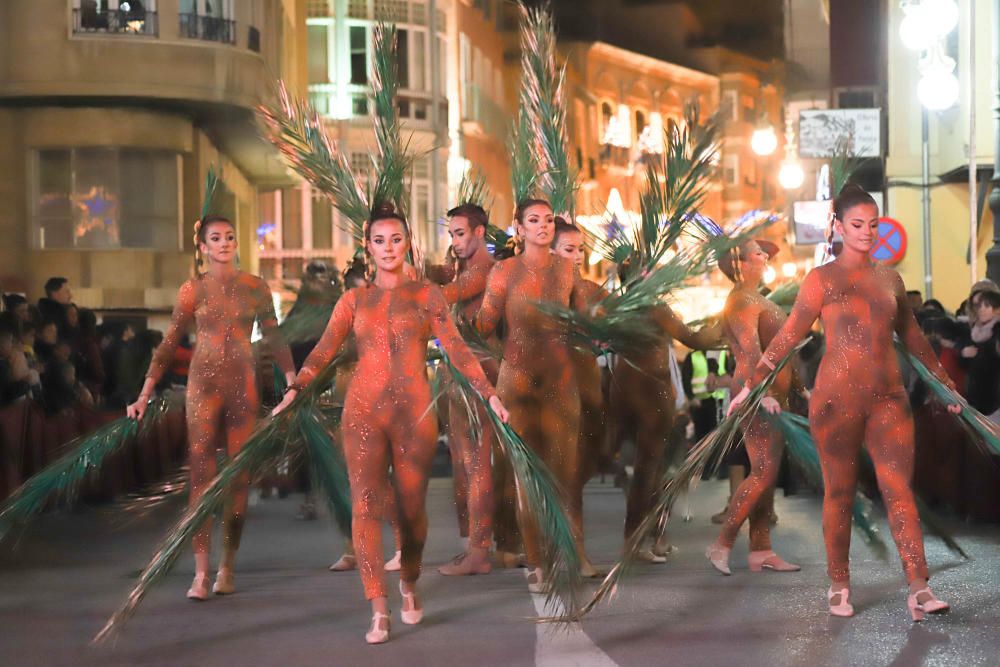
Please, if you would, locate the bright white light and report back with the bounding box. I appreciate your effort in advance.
[778,160,805,190]
[899,9,935,51]
[781,262,797,278]
[918,68,959,110]
[924,0,959,36]
[900,0,959,51]
[751,126,778,156]
[588,251,603,266]
[763,266,777,284]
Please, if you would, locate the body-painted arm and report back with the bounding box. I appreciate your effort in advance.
[441,259,490,306]
[255,277,296,378]
[294,289,356,388]
[145,279,197,386]
[473,261,508,338]
[652,304,723,350]
[429,286,495,399]
[748,269,824,387]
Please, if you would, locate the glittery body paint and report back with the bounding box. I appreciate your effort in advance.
[750,262,955,583]
[610,306,721,539]
[475,254,583,566]
[146,271,294,554]
[717,285,792,551]
[571,278,609,504]
[428,249,498,550]
[295,281,495,599]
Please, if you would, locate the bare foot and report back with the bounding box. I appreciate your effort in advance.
[330,554,357,571]
[438,549,492,576]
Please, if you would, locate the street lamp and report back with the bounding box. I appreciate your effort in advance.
[899,0,960,298]
[751,123,778,157]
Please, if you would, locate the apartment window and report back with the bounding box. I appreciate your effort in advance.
[723,154,740,187]
[72,0,159,36]
[600,102,614,141]
[179,0,236,45]
[721,90,739,122]
[634,110,647,145]
[397,28,410,88]
[33,148,180,250]
[349,25,368,84]
[308,24,330,83]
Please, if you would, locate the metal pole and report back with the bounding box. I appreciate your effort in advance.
[922,107,933,299]
[970,0,978,283]
[987,0,1000,283]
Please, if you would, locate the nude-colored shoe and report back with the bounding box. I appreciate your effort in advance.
[384,550,401,572]
[330,554,357,571]
[705,543,732,575]
[399,581,424,625]
[828,587,854,618]
[908,587,949,622]
[212,568,235,595]
[748,550,800,572]
[187,573,211,601]
[365,612,391,644]
[636,549,668,564]
[525,567,548,594]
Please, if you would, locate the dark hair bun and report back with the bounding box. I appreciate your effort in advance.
[371,202,398,218]
[832,182,877,221]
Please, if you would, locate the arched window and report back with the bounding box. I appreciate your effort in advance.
[600,101,614,143]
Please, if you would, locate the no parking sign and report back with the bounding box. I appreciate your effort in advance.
[871,217,907,264]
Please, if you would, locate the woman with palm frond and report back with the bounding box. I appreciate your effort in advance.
[608,262,722,562]
[729,184,960,621]
[126,214,296,601]
[551,217,608,573]
[272,205,508,644]
[327,258,403,576]
[704,238,800,576]
[474,198,594,584]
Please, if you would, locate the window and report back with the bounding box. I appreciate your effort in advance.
[33,148,180,250]
[634,110,646,145]
[179,0,235,44]
[600,102,614,142]
[723,154,740,187]
[721,90,739,122]
[397,28,410,88]
[308,24,330,83]
[350,25,368,85]
[73,0,159,36]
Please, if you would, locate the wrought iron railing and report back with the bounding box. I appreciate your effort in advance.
[72,8,158,36]
[178,13,236,45]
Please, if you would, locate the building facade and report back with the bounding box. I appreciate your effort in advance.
[886,0,995,307]
[260,0,453,284]
[0,0,306,321]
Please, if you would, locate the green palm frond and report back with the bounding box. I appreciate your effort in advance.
[587,103,719,278]
[457,168,494,212]
[534,248,709,358]
[440,350,583,617]
[0,393,179,542]
[258,83,368,242]
[370,23,413,217]
[564,342,803,621]
[518,2,576,216]
[201,166,220,220]
[898,340,1000,457]
[94,358,348,644]
[510,100,539,205]
[829,136,868,195]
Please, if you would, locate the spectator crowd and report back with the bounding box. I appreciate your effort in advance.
[0,277,181,415]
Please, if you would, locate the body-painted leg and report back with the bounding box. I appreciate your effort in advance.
[864,396,929,585]
[342,416,392,601]
[811,397,866,587]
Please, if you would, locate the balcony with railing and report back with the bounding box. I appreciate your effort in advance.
[309,84,447,130]
[72,7,158,36]
[178,13,236,45]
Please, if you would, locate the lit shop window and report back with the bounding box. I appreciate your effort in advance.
[33,148,180,250]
